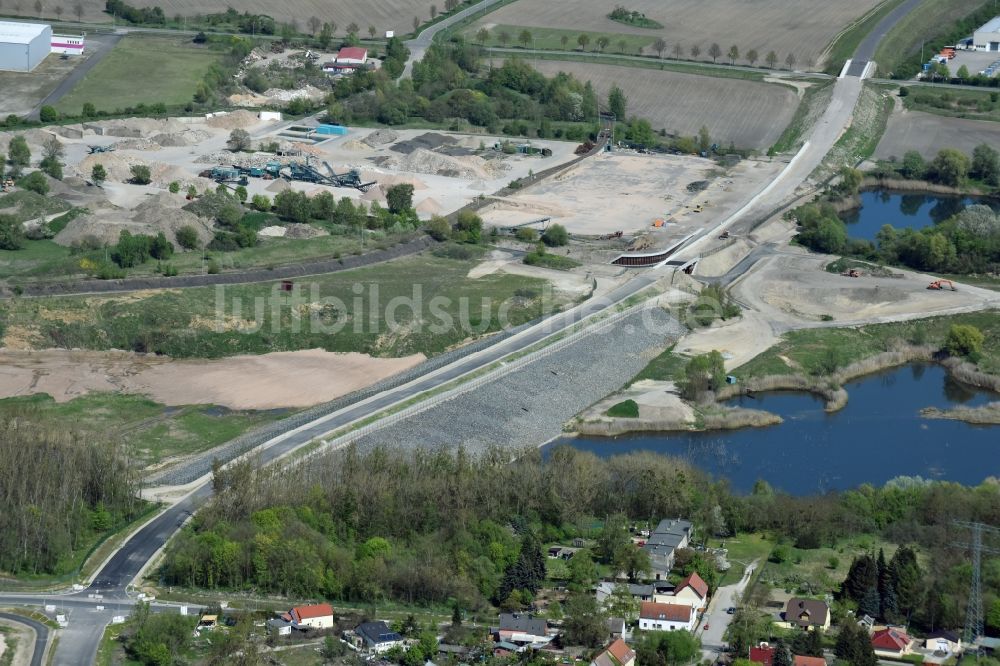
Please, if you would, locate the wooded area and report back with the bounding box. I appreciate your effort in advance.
[0,410,142,575]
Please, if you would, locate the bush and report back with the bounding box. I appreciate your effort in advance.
[606,399,639,418]
[542,223,569,246]
[18,171,49,195]
[769,545,790,563]
[130,164,152,185]
[944,324,984,359]
[251,194,271,212]
[454,210,483,243]
[206,259,221,274]
[175,225,200,250]
[426,216,451,241]
[168,181,180,194]
[0,214,26,250]
[39,106,58,122]
[39,157,62,180]
[515,227,538,242]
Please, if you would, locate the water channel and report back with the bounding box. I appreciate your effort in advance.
[547,364,999,494]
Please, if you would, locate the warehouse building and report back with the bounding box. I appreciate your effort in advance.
[0,21,52,72]
[973,17,1000,51]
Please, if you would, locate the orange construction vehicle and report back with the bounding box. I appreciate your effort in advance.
[841,268,861,277]
[927,279,956,291]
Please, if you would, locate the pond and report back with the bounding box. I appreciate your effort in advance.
[839,191,1000,241]
[545,364,999,495]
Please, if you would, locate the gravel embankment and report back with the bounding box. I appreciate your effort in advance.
[352,308,684,453]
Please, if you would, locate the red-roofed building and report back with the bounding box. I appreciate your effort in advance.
[670,572,709,608]
[872,628,913,657]
[749,643,775,665]
[793,656,826,666]
[639,601,695,632]
[590,638,636,666]
[324,47,369,73]
[289,603,334,629]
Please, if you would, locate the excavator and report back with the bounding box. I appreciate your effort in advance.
[927,279,957,291]
[841,268,861,277]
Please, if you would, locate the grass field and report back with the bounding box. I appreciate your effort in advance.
[735,311,1000,379]
[705,533,774,586]
[0,252,565,359]
[470,24,653,53]
[516,59,798,149]
[821,0,910,74]
[53,35,223,113]
[770,79,836,153]
[875,108,1000,160]
[473,0,882,71]
[873,0,985,77]
[903,85,1000,122]
[758,534,900,596]
[0,393,286,468]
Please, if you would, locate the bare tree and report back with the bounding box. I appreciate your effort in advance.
[785,52,796,70]
[412,16,419,32]
[308,16,320,35]
[652,37,666,58]
[746,48,759,66]
[368,25,376,38]
[519,29,532,48]
[74,1,83,21]
[708,42,721,62]
[690,44,700,59]
[430,4,437,19]
[617,39,627,53]
[806,55,816,69]
[498,30,511,47]
[596,35,609,52]
[346,22,359,34]
[54,4,62,18]
[672,42,683,59]
[560,34,569,50]
[476,27,489,45]
[727,44,738,65]
[33,0,42,16]
[765,50,778,68]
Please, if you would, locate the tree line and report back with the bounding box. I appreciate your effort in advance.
[162,444,1000,636]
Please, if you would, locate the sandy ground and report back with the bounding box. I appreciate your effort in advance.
[874,108,1000,160]
[731,246,1000,329]
[479,151,783,237]
[580,379,695,424]
[0,349,425,410]
[0,619,35,666]
[677,311,779,371]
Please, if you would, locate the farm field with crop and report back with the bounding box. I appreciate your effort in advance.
[519,59,798,149]
[874,109,1000,160]
[19,0,430,36]
[472,0,883,70]
[54,35,223,113]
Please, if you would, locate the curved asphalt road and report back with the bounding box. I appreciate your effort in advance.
[402,0,505,77]
[0,613,48,666]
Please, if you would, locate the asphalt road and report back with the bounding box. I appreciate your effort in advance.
[402,0,505,77]
[0,612,49,666]
[697,561,759,662]
[852,0,929,66]
[28,33,121,120]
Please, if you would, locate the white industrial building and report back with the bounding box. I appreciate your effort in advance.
[973,17,1000,52]
[0,21,52,72]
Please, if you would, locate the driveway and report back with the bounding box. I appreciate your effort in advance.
[697,559,760,662]
[28,32,122,120]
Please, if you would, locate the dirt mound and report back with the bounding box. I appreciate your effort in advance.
[361,185,386,202]
[258,225,287,238]
[55,196,213,249]
[206,110,258,130]
[266,178,291,193]
[391,132,458,155]
[153,129,212,147]
[264,85,325,103]
[415,197,443,216]
[363,128,399,147]
[113,138,158,151]
[284,223,327,239]
[76,153,199,188]
[379,173,429,190]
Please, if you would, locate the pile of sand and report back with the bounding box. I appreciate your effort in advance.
[415,197,443,216]
[361,185,386,202]
[379,173,429,190]
[258,225,287,238]
[152,129,212,147]
[266,178,291,193]
[206,110,258,130]
[228,92,269,107]
[340,139,369,151]
[76,153,198,188]
[264,85,326,103]
[54,196,214,249]
[363,128,399,147]
[284,223,327,239]
[113,138,158,151]
[92,117,189,137]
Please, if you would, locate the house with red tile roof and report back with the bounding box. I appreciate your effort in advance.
[591,638,636,666]
[793,655,826,666]
[289,603,334,629]
[639,601,695,632]
[872,628,913,658]
[749,643,775,665]
[667,572,709,609]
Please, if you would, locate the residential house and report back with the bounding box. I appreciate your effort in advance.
[792,656,826,666]
[923,630,962,654]
[749,642,775,665]
[596,582,654,605]
[356,621,403,653]
[642,519,692,579]
[638,601,695,632]
[288,603,334,630]
[266,618,292,636]
[606,617,625,640]
[871,628,914,658]
[497,613,551,645]
[782,598,830,631]
[655,572,708,609]
[591,638,636,666]
[323,46,368,73]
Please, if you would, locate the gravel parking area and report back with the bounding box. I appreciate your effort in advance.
[352,308,685,452]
